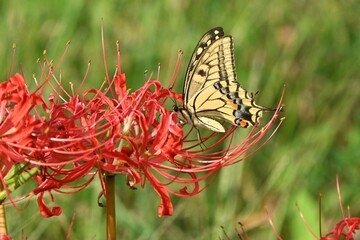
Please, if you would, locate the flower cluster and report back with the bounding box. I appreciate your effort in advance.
[290,177,360,240]
[321,217,360,240]
[0,46,284,218]
[320,178,360,240]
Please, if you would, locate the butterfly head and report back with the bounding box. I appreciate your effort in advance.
[173,105,191,126]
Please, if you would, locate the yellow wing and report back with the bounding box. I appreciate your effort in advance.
[188,80,266,130]
[183,27,236,103]
[175,27,270,132]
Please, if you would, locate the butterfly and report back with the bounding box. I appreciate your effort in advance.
[174,27,272,133]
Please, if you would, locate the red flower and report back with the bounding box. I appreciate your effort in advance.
[0,73,47,204]
[0,233,12,240]
[2,45,284,218]
[321,217,360,240]
[320,177,360,240]
[291,177,360,240]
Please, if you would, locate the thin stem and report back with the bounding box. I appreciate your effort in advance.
[0,205,7,235]
[106,174,116,240]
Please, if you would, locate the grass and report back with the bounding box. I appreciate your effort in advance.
[1,0,360,239]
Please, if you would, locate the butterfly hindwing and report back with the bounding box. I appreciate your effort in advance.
[191,80,265,128]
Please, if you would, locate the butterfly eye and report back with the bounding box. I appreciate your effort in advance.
[173,106,188,126]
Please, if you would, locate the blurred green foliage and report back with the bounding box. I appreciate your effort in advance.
[1,0,360,239]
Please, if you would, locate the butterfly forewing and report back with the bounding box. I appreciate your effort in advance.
[197,36,237,86]
[183,27,225,103]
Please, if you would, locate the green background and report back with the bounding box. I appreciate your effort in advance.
[1,0,360,239]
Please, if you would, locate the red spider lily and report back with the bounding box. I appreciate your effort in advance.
[320,176,360,240]
[289,176,360,240]
[321,217,360,240]
[0,233,11,240]
[1,42,284,218]
[0,73,47,204]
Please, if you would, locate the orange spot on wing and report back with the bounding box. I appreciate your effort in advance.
[240,120,249,128]
[227,99,238,109]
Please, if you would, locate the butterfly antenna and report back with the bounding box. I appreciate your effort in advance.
[170,97,179,112]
